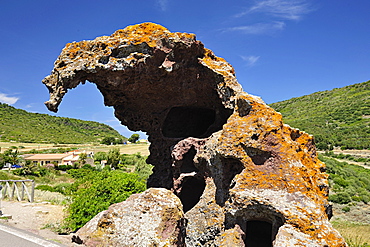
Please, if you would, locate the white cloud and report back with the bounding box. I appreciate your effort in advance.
[157,0,168,11]
[103,118,119,123]
[0,93,19,105]
[241,55,260,67]
[226,21,285,35]
[238,0,311,20]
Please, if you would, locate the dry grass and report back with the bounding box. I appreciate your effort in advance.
[87,143,149,155]
[0,142,150,156]
[33,190,69,205]
[332,221,370,247]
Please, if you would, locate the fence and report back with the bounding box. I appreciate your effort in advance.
[0,180,35,202]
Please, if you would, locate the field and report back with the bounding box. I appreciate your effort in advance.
[331,220,370,246]
[0,142,150,156]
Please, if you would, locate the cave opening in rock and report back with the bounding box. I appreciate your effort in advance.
[245,220,273,247]
[179,176,206,213]
[180,147,198,174]
[215,157,245,206]
[225,208,284,247]
[162,106,216,138]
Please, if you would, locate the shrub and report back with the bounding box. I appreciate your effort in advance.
[67,168,94,179]
[35,184,55,192]
[352,195,362,202]
[329,192,352,204]
[342,206,351,212]
[56,164,73,171]
[360,194,370,204]
[81,164,94,170]
[333,177,349,187]
[64,170,146,231]
[53,183,73,195]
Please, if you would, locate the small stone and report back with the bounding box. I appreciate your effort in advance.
[36,211,49,214]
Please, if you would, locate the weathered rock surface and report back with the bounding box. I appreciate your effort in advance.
[43,22,347,246]
[74,188,186,246]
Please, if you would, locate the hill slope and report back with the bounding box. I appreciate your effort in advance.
[0,103,124,144]
[270,80,370,150]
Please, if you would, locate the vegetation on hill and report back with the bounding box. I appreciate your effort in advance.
[0,103,125,144]
[270,81,370,150]
[320,154,370,206]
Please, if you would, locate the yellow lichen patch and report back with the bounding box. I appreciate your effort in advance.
[111,22,172,47]
[200,48,235,78]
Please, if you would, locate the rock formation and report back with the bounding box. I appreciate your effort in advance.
[43,23,347,246]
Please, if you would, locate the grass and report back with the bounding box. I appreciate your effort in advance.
[33,190,69,205]
[332,220,370,247]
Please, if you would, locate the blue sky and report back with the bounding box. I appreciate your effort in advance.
[0,0,369,138]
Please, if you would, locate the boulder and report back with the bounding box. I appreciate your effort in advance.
[74,188,186,246]
[43,22,347,246]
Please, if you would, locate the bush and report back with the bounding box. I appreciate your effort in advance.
[333,177,349,187]
[67,168,94,179]
[35,184,55,192]
[362,196,370,204]
[57,165,73,171]
[342,206,351,212]
[0,171,19,180]
[329,192,352,204]
[53,183,73,195]
[64,170,146,231]
[352,195,362,202]
[81,164,94,170]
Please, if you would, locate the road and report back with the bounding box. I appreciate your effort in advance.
[0,223,65,247]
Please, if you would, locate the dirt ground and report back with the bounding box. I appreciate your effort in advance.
[0,200,74,246]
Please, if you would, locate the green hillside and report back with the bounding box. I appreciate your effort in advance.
[270,80,370,150]
[0,103,125,144]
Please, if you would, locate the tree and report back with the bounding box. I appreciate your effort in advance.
[101,137,116,145]
[2,148,21,169]
[0,153,5,169]
[106,148,120,169]
[128,134,140,143]
[94,151,107,163]
[78,153,87,165]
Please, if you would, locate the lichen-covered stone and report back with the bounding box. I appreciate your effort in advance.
[43,22,347,246]
[74,188,186,246]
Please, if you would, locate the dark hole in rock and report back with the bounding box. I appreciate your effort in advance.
[215,157,244,206]
[244,147,272,165]
[290,130,301,141]
[320,166,327,172]
[57,61,67,68]
[111,43,150,58]
[180,147,198,174]
[237,99,252,117]
[162,106,216,138]
[98,56,109,64]
[325,204,333,219]
[179,176,206,213]
[245,220,273,247]
[225,209,284,246]
[251,134,259,140]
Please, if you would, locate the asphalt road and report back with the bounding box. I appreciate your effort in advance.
[0,223,65,247]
